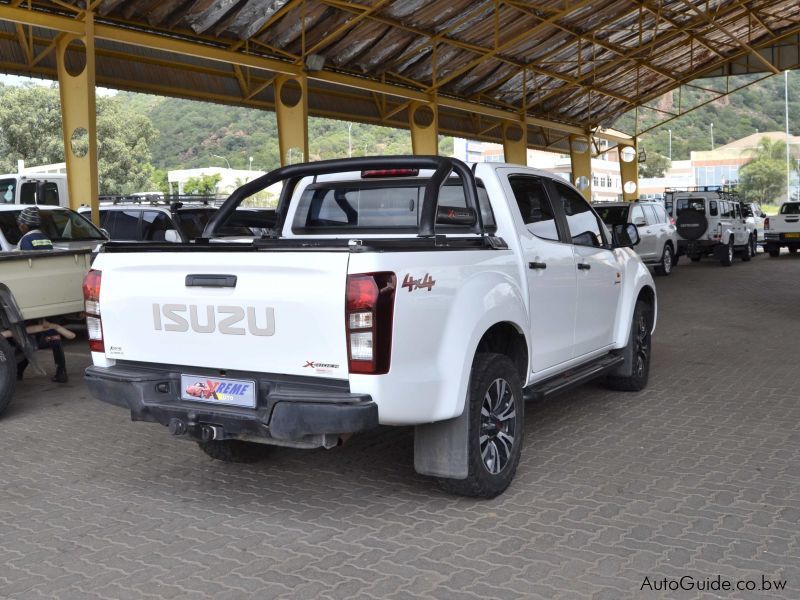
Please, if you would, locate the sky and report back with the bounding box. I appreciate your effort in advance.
[0,73,117,96]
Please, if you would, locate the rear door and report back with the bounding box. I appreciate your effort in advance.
[96,251,351,379]
[550,181,621,357]
[631,204,656,260]
[502,173,577,371]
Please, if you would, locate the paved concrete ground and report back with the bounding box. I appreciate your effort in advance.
[1,251,799,600]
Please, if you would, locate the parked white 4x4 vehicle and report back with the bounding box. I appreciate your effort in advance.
[764,201,800,256]
[84,157,656,498]
[667,187,756,265]
[596,201,678,276]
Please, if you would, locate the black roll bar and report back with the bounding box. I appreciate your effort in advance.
[202,155,484,239]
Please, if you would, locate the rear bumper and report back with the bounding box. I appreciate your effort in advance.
[765,233,800,247]
[677,239,717,255]
[85,364,378,442]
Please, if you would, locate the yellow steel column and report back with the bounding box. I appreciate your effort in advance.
[56,12,99,222]
[569,134,592,201]
[275,75,308,166]
[502,121,527,166]
[408,101,438,155]
[618,140,639,202]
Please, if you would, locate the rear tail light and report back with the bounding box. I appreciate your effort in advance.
[346,272,396,374]
[670,217,676,226]
[83,269,104,353]
[764,217,770,230]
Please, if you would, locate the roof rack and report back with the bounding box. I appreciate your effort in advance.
[97,194,225,207]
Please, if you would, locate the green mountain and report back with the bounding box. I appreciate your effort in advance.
[613,71,799,161]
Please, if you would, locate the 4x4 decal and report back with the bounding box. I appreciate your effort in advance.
[402,273,435,292]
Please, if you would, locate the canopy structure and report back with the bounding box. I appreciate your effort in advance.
[0,0,799,209]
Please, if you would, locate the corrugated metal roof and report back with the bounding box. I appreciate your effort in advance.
[1,0,799,151]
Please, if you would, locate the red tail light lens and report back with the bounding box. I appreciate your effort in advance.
[83,269,104,353]
[361,169,419,178]
[346,273,396,374]
[764,217,770,230]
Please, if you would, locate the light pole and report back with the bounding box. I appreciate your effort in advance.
[211,153,231,169]
[248,156,253,171]
[668,129,672,161]
[785,70,791,202]
[348,122,353,158]
[710,123,714,151]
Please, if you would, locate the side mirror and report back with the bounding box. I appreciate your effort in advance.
[100,228,110,239]
[612,223,640,248]
[164,229,181,243]
[632,216,647,227]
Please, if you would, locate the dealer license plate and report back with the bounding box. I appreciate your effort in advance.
[180,375,256,408]
[784,233,800,238]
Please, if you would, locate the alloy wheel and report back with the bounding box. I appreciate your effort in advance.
[480,378,517,475]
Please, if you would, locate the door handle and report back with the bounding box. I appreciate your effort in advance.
[577,263,591,271]
[185,274,238,288]
[528,261,547,270]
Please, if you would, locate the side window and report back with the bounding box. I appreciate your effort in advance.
[709,200,718,216]
[642,205,659,225]
[554,182,606,248]
[654,205,668,223]
[107,210,141,240]
[734,204,742,219]
[141,211,171,241]
[507,175,560,241]
[630,205,645,226]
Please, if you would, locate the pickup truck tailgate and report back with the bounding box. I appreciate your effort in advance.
[96,252,350,379]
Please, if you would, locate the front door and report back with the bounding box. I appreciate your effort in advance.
[501,172,577,372]
[550,181,622,358]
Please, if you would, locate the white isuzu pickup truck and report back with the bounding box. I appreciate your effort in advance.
[84,157,656,497]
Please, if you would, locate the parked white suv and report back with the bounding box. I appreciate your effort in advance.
[84,157,656,498]
[667,188,756,265]
[741,202,767,245]
[596,201,678,276]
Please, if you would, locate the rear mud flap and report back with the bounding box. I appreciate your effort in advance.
[414,408,469,479]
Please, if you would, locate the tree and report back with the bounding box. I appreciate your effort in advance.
[639,152,671,178]
[738,158,786,203]
[182,173,221,194]
[0,85,157,195]
[737,137,790,203]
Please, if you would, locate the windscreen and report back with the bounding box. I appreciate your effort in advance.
[291,180,496,233]
[780,203,800,215]
[595,205,629,226]
[176,208,256,240]
[0,209,104,245]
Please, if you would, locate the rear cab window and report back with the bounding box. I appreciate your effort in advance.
[780,203,800,215]
[291,177,496,235]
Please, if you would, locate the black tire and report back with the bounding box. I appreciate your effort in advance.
[437,353,524,499]
[789,247,798,254]
[606,301,652,392]
[767,243,780,257]
[653,244,673,276]
[749,235,757,258]
[672,252,680,267]
[0,335,15,417]
[690,255,701,262]
[197,439,272,463]
[740,241,752,262]
[719,238,734,266]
